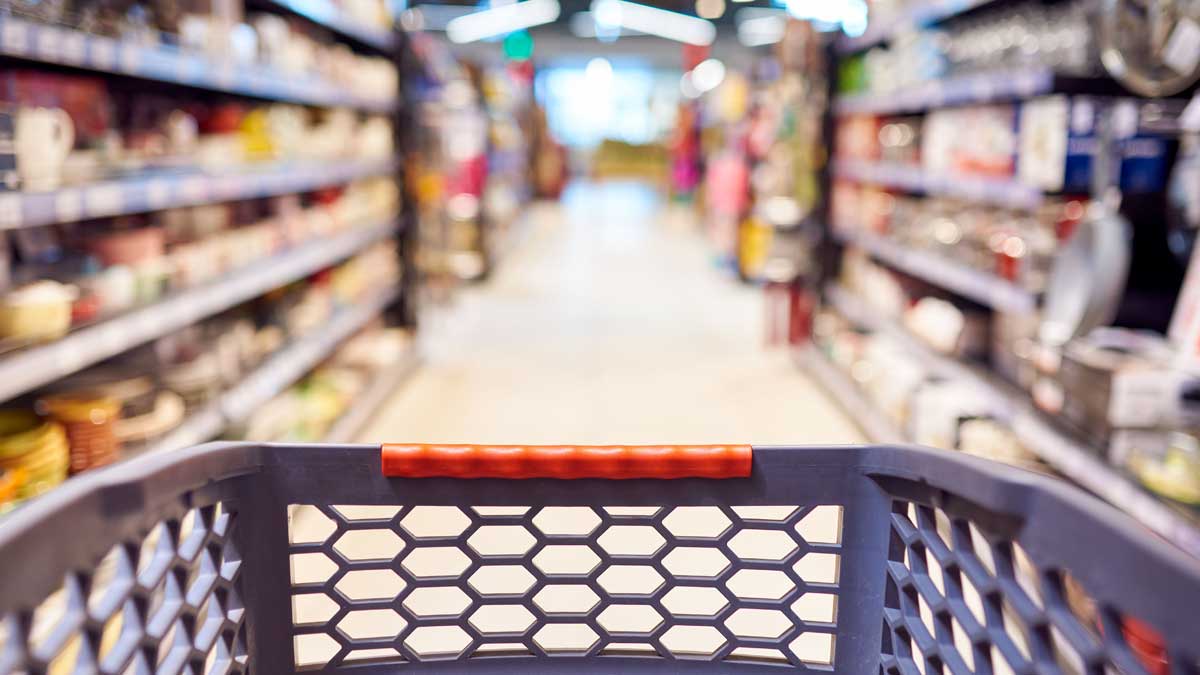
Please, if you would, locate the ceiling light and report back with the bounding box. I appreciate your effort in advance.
[736,13,786,46]
[690,57,725,92]
[446,0,561,43]
[591,0,715,45]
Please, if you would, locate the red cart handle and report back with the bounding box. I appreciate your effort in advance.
[381,444,752,479]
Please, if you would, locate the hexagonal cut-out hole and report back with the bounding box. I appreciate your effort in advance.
[659,625,727,657]
[532,545,601,576]
[400,506,471,539]
[662,507,731,539]
[793,552,840,585]
[532,507,601,536]
[468,604,536,634]
[662,547,731,578]
[404,625,472,659]
[402,547,472,579]
[792,592,837,624]
[472,507,530,517]
[289,553,337,585]
[795,506,842,545]
[725,608,793,639]
[597,565,665,596]
[289,506,336,544]
[732,506,800,521]
[789,632,834,665]
[603,507,661,517]
[661,587,729,617]
[337,609,406,640]
[728,647,789,664]
[402,586,472,617]
[726,569,795,601]
[332,505,402,521]
[467,525,536,557]
[597,604,664,635]
[333,529,406,562]
[533,624,599,654]
[728,530,798,562]
[335,569,406,601]
[533,585,601,615]
[468,566,536,596]
[345,648,402,665]
[294,632,340,668]
[597,526,666,557]
[291,593,340,626]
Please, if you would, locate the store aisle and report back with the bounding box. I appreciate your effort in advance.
[361,181,862,445]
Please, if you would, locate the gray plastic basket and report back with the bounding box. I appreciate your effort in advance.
[0,442,1197,674]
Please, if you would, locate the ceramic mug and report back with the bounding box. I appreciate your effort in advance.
[15,108,74,192]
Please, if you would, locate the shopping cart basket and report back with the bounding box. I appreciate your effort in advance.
[0,442,1197,674]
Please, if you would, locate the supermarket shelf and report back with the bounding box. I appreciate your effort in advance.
[835,228,1037,313]
[222,286,399,420]
[0,15,395,112]
[0,220,396,403]
[826,284,1200,558]
[793,345,906,444]
[833,159,1042,210]
[321,347,420,443]
[0,158,396,230]
[128,288,401,455]
[263,0,396,52]
[836,67,1062,115]
[837,0,998,53]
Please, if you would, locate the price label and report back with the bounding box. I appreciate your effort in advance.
[91,39,116,69]
[180,176,207,202]
[0,194,22,230]
[61,32,85,64]
[119,44,142,73]
[36,26,62,61]
[1,19,29,54]
[85,184,123,217]
[54,190,84,223]
[146,179,171,209]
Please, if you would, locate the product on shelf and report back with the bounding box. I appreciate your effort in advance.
[0,410,68,504]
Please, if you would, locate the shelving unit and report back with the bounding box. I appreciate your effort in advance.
[834,228,1037,312]
[832,158,1043,210]
[824,285,1200,558]
[0,220,395,403]
[0,14,394,112]
[794,345,906,444]
[263,0,397,53]
[836,0,999,53]
[138,286,403,455]
[0,159,395,230]
[321,348,420,443]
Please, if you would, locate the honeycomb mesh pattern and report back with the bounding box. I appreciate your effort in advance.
[287,503,845,670]
[0,501,247,675]
[880,501,1190,675]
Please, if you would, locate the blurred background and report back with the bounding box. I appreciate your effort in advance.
[3,0,1200,608]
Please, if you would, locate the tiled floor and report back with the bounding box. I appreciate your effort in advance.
[360,180,862,446]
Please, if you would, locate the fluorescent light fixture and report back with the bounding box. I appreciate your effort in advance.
[404,4,478,31]
[736,10,786,46]
[569,10,644,38]
[590,0,716,45]
[446,0,561,43]
[785,0,867,35]
[690,57,725,92]
[680,72,701,98]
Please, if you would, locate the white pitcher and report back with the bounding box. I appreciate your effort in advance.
[15,107,74,192]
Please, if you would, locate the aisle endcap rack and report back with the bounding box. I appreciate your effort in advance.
[821,284,1200,558]
[0,14,395,112]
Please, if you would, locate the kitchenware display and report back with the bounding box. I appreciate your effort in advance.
[14,107,75,191]
[38,392,121,474]
[1099,0,1200,97]
[114,391,185,452]
[0,410,68,502]
[0,280,78,342]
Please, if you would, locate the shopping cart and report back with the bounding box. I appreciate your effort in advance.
[0,443,1197,674]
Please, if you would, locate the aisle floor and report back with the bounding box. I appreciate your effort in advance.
[361,180,862,445]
